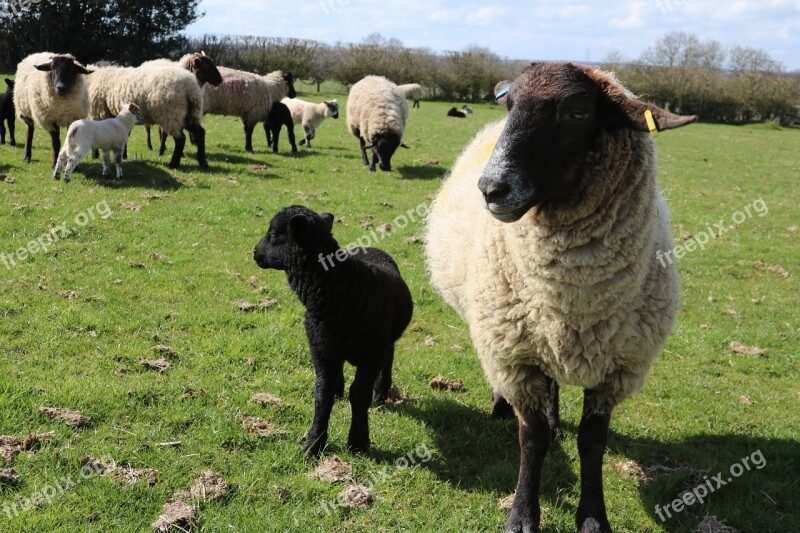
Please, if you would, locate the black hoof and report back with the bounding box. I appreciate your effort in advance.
[578,517,611,533]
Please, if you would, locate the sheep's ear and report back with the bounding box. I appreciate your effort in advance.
[287,214,313,242]
[319,213,335,231]
[34,62,53,72]
[5,78,12,87]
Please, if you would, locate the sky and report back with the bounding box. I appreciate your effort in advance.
[184,0,800,71]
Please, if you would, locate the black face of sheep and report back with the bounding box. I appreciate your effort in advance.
[325,100,339,119]
[188,52,223,87]
[478,62,698,223]
[253,206,335,270]
[34,55,92,97]
[284,73,297,99]
[365,133,407,172]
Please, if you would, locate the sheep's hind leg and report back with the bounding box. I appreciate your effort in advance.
[243,120,256,153]
[114,147,124,179]
[358,137,369,166]
[168,132,186,169]
[7,119,14,146]
[21,117,34,162]
[506,406,551,533]
[372,346,393,405]
[63,152,84,183]
[101,151,112,179]
[188,125,208,169]
[303,355,344,456]
[347,362,380,453]
[576,389,612,533]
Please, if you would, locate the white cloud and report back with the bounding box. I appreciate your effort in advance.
[610,1,646,29]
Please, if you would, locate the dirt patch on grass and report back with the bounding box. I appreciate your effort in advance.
[309,456,353,484]
[695,515,738,533]
[0,468,18,484]
[39,407,90,428]
[243,417,286,438]
[115,465,159,487]
[0,436,22,465]
[730,341,767,357]
[251,393,283,406]
[339,484,374,509]
[429,376,464,392]
[152,500,198,532]
[189,471,228,502]
[139,358,172,373]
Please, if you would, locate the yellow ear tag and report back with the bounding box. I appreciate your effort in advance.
[644,110,659,138]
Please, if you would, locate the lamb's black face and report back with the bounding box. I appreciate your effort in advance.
[35,55,92,97]
[326,101,339,119]
[284,73,297,99]
[253,206,335,271]
[478,63,602,222]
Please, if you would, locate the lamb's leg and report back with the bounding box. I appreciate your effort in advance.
[347,362,380,453]
[0,120,6,144]
[358,137,369,166]
[506,406,550,533]
[53,149,68,180]
[122,143,128,160]
[576,389,612,533]
[286,122,297,153]
[304,126,312,148]
[263,121,272,147]
[270,125,280,153]
[63,150,85,183]
[114,147,124,179]
[8,119,14,146]
[21,117,33,162]
[168,132,186,169]
[49,129,61,169]
[304,355,344,456]
[243,120,256,153]
[372,346,393,404]
[101,150,112,179]
[92,149,100,160]
[334,366,345,400]
[188,125,208,169]
[491,392,515,420]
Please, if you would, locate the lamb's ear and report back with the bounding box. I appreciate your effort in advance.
[287,214,313,242]
[34,62,53,72]
[319,213,335,231]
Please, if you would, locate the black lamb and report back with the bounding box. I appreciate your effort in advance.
[253,205,413,455]
[264,101,297,154]
[447,106,466,118]
[0,79,15,146]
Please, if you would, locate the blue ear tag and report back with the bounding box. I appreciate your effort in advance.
[495,86,511,102]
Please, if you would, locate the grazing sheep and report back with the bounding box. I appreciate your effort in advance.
[265,101,298,154]
[425,62,697,532]
[0,79,15,145]
[397,83,422,108]
[53,102,143,182]
[346,76,409,172]
[14,52,92,167]
[202,68,296,152]
[87,63,211,169]
[447,107,466,118]
[139,52,223,152]
[254,206,413,455]
[282,97,339,148]
[460,104,474,114]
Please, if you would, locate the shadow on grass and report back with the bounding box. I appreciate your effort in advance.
[78,161,182,190]
[396,164,446,180]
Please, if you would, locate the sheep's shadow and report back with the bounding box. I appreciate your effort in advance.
[77,161,181,190]
[403,397,796,530]
[396,164,447,180]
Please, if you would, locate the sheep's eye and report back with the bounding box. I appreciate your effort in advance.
[571,110,589,120]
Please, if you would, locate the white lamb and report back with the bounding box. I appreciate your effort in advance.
[397,83,422,108]
[53,102,143,182]
[346,75,409,172]
[426,62,697,532]
[281,97,339,148]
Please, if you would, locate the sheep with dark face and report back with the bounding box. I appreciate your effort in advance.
[447,107,466,118]
[254,206,413,455]
[265,100,298,153]
[426,62,697,533]
[0,79,15,146]
[14,53,93,167]
[346,76,409,172]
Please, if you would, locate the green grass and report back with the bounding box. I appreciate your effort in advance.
[0,86,797,533]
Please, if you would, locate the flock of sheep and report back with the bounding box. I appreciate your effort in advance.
[6,51,703,533]
[8,51,420,180]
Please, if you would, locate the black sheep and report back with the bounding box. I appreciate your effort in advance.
[253,206,413,455]
[447,106,466,118]
[264,101,297,154]
[0,79,16,146]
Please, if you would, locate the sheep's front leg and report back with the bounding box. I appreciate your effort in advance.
[304,126,313,148]
[347,362,380,453]
[145,125,153,150]
[158,127,168,156]
[101,151,112,179]
[49,129,61,169]
[0,120,6,144]
[576,389,612,533]
[304,354,344,456]
[8,119,15,146]
[243,120,257,152]
[63,153,83,183]
[21,117,34,162]
[506,407,550,533]
[358,137,369,166]
[188,125,208,169]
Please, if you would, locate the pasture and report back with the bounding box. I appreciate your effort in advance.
[0,82,797,532]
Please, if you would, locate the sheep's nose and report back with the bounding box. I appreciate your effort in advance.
[480,181,511,205]
[55,84,67,95]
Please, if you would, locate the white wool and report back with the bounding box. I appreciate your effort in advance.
[282,97,337,147]
[397,83,422,102]
[346,76,408,144]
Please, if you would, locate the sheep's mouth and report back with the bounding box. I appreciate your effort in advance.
[484,194,538,223]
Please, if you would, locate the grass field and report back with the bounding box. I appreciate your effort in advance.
[0,83,798,532]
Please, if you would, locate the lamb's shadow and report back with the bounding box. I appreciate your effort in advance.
[396,164,447,180]
[78,161,182,190]
[399,397,577,497]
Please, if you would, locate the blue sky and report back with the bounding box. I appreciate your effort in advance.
[185,1,800,70]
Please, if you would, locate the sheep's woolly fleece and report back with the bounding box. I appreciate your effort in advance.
[203,67,288,123]
[14,52,90,132]
[425,69,679,414]
[397,83,422,101]
[87,65,203,137]
[346,75,408,143]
